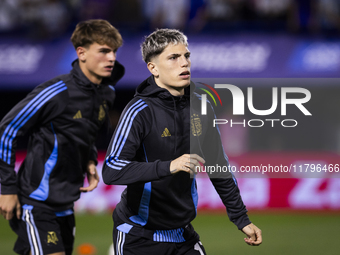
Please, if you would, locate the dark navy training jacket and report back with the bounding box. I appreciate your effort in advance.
[0,59,124,211]
[102,76,250,239]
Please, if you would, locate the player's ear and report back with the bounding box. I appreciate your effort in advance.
[147,62,159,77]
[77,46,87,63]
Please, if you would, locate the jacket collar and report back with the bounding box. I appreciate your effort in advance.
[134,76,194,109]
[70,59,125,89]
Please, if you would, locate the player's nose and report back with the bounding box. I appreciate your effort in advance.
[108,51,116,62]
[180,55,189,67]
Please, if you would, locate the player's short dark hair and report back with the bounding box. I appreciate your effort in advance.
[141,28,188,63]
[71,19,123,50]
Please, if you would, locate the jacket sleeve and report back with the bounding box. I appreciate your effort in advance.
[0,80,67,194]
[102,99,171,185]
[202,101,251,230]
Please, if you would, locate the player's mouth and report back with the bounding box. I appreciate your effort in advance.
[179,71,190,79]
[104,65,114,72]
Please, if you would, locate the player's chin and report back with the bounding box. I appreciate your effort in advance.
[100,69,113,77]
[183,81,191,88]
[178,79,190,87]
[102,72,112,77]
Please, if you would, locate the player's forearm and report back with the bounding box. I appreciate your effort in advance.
[211,177,250,229]
[102,160,171,185]
[232,213,251,230]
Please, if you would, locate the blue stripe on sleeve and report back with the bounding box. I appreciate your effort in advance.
[0,81,66,163]
[105,99,148,170]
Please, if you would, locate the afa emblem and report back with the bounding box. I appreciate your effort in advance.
[191,114,202,136]
[98,105,105,121]
[47,231,58,245]
[98,101,108,121]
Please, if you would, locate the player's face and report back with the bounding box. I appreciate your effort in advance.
[149,43,191,96]
[77,43,117,84]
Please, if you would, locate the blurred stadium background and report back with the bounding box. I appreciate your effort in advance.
[1,0,340,254]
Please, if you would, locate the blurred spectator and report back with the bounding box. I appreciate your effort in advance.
[142,0,207,33]
[20,0,71,40]
[204,0,257,31]
[207,0,235,21]
[316,0,340,33]
[250,0,291,31]
[20,0,44,37]
[0,0,339,37]
[287,0,319,34]
[109,0,143,31]
[253,0,291,17]
[187,0,208,33]
[78,0,114,21]
[39,0,71,38]
[0,0,20,33]
[149,0,190,30]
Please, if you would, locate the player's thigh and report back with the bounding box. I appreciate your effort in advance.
[29,252,65,255]
[177,225,206,255]
[180,241,207,255]
[56,213,75,255]
[113,229,176,255]
[20,204,66,254]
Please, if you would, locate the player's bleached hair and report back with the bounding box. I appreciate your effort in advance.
[141,28,188,63]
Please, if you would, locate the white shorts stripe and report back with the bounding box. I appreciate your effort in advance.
[23,208,43,255]
[116,230,126,255]
[194,241,205,255]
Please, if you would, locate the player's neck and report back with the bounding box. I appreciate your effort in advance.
[154,80,185,96]
[79,62,103,85]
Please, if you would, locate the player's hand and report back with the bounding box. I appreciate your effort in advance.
[80,161,99,192]
[242,223,262,246]
[170,154,205,175]
[0,194,21,220]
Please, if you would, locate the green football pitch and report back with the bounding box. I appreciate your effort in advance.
[0,211,339,255]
